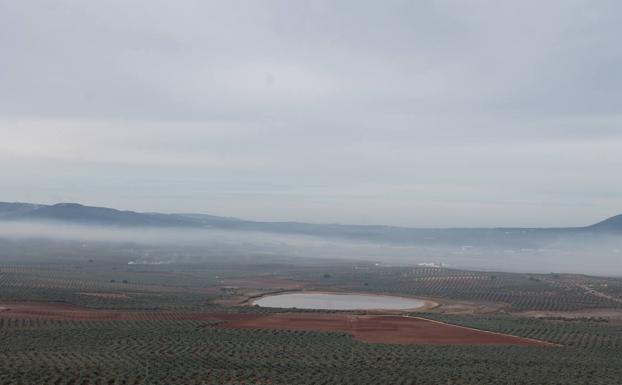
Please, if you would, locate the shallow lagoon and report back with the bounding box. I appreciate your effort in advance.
[254,292,426,310]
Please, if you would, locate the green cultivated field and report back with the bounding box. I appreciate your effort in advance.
[1,317,622,385]
[1,257,622,384]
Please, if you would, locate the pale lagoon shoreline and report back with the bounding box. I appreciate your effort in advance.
[252,291,435,311]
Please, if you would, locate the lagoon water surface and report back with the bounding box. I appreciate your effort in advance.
[254,292,425,310]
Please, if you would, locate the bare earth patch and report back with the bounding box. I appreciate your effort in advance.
[0,301,551,346]
[518,308,622,322]
[219,313,553,346]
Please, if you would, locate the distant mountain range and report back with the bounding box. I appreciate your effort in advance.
[0,202,620,247]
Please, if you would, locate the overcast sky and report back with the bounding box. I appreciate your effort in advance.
[1,0,621,227]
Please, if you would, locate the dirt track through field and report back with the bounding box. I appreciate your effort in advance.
[0,301,552,346]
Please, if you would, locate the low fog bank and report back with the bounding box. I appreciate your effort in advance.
[0,220,621,277]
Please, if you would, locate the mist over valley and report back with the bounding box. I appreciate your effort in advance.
[1,202,620,276]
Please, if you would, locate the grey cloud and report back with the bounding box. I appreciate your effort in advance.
[0,0,621,227]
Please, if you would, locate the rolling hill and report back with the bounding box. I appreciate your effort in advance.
[0,202,620,247]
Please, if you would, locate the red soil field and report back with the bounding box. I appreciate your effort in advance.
[0,301,551,346]
[219,313,551,346]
